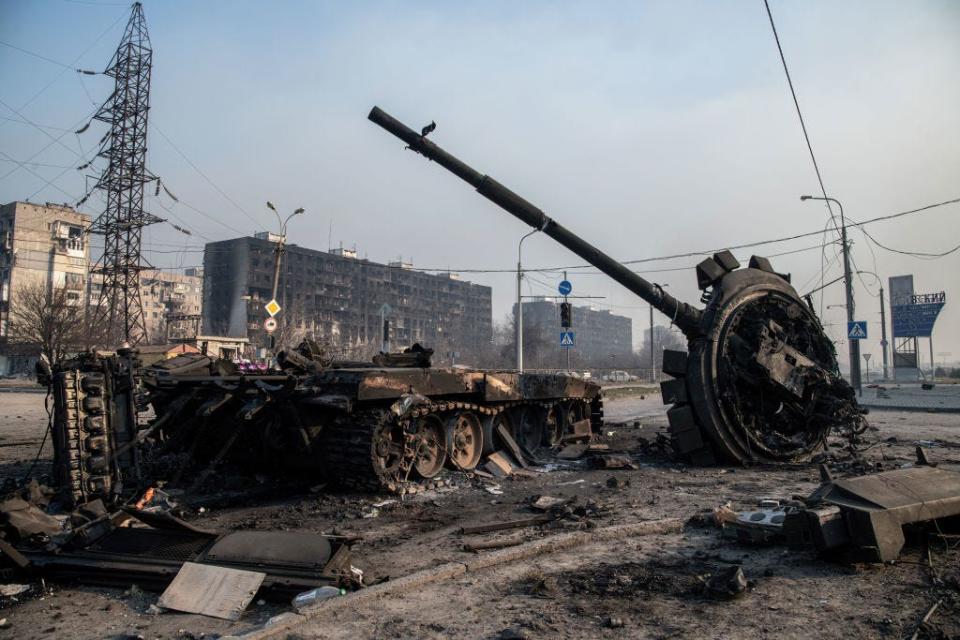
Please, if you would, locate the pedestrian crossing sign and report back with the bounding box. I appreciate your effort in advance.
[847,321,867,340]
[560,331,575,347]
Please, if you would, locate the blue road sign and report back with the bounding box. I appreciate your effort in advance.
[560,331,575,347]
[847,321,868,340]
[558,280,572,296]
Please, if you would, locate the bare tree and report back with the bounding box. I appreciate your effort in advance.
[6,281,88,365]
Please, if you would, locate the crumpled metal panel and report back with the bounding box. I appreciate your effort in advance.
[803,466,960,562]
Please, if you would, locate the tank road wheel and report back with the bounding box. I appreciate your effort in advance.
[481,412,511,455]
[445,411,483,471]
[412,414,447,479]
[542,403,565,447]
[513,406,545,454]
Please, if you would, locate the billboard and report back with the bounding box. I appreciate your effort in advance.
[889,275,947,338]
[891,292,946,338]
[888,275,914,306]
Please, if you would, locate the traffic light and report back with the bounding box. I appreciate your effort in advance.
[560,302,572,328]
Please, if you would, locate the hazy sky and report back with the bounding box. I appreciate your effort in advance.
[2,0,958,371]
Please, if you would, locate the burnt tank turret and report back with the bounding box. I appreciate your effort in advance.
[368,106,866,466]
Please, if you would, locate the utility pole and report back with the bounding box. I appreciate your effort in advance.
[564,270,570,371]
[879,286,889,381]
[87,2,161,346]
[649,306,655,383]
[265,201,304,354]
[516,229,538,372]
[802,195,860,392]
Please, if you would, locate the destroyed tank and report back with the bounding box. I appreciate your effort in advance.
[368,106,867,466]
[52,341,600,504]
[142,342,600,493]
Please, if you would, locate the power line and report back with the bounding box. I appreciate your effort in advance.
[763,0,840,237]
[0,157,78,170]
[0,39,98,73]
[0,114,77,132]
[554,196,959,272]
[859,225,960,259]
[0,8,126,135]
[130,195,956,274]
[152,122,266,231]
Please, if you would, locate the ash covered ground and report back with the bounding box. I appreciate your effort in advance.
[1,387,959,639]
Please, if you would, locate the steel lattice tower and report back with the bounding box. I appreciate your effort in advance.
[89,2,161,346]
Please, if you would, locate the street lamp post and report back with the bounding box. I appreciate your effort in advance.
[516,229,538,372]
[801,195,860,393]
[853,270,889,382]
[266,201,305,353]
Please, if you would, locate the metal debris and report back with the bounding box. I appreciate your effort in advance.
[158,562,265,621]
[785,465,960,562]
[50,343,601,503]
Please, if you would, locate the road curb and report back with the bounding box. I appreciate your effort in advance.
[229,517,683,639]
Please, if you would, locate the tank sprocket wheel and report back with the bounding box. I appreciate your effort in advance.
[320,410,414,492]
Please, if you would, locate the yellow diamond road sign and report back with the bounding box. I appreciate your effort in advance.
[265,299,281,317]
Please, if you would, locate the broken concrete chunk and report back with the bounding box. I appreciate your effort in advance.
[530,496,567,511]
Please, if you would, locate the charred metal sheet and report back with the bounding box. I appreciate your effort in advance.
[158,562,265,620]
[0,497,62,541]
[203,531,332,570]
[18,510,354,598]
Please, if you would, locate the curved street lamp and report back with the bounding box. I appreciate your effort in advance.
[265,201,305,353]
[801,195,860,392]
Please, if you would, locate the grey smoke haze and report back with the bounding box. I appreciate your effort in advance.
[2,0,958,369]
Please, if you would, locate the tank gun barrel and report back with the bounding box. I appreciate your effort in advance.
[368,106,703,337]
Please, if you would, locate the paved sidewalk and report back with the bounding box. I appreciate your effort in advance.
[859,383,960,412]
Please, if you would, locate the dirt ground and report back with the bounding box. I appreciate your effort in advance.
[0,388,958,639]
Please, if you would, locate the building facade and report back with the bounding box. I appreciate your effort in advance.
[87,267,204,345]
[139,267,203,343]
[515,299,633,368]
[201,236,493,363]
[0,201,91,373]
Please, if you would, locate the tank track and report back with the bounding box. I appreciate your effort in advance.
[319,397,594,494]
[52,369,112,505]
